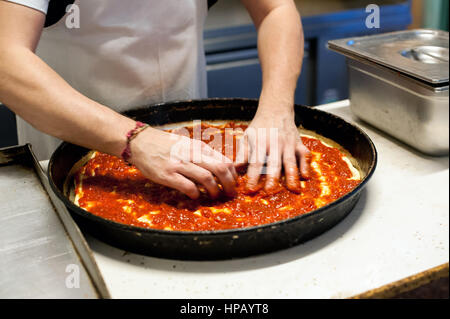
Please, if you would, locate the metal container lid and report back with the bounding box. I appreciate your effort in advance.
[328,29,449,85]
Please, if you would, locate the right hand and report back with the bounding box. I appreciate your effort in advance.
[129,127,237,199]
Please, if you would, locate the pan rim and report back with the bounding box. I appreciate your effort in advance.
[48,98,378,237]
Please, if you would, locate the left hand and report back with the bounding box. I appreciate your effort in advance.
[236,107,311,193]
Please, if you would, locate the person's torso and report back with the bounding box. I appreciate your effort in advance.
[36,0,209,111]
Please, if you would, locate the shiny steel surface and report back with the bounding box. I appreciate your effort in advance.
[347,57,449,155]
[328,29,449,84]
[328,29,449,155]
[0,145,109,298]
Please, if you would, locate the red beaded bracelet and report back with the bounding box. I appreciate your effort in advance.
[121,121,150,163]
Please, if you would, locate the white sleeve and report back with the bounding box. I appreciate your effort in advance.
[6,0,49,14]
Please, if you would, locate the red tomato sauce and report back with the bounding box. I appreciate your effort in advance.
[74,123,361,231]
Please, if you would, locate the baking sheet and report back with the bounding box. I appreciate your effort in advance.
[0,144,109,299]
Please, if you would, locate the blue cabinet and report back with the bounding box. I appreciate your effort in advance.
[204,1,412,105]
[206,42,312,105]
[305,2,412,104]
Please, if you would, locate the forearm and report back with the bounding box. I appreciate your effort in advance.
[0,45,135,157]
[256,3,303,114]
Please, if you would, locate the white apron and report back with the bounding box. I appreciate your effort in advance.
[18,0,208,160]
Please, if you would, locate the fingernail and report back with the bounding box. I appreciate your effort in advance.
[264,177,277,190]
[302,168,311,180]
[245,183,258,194]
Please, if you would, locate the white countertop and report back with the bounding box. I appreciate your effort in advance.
[53,100,450,298]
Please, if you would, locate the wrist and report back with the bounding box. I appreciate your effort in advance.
[94,114,136,159]
[120,121,151,163]
[256,92,295,120]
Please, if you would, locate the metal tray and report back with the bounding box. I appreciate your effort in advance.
[0,144,110,298]
[328,29,449,85]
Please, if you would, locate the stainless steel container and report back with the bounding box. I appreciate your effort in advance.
[328,29,449,156]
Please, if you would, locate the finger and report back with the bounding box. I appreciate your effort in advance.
[197,156,237,197]
[246,139,266,192]
[229,164,238,181]
[283,144,301,193]
[177,163,221,198]
[159,173,200,199]
[296,142,312,179]
[265,143,282,191]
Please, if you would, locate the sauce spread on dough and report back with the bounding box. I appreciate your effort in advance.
[74,123,361,231]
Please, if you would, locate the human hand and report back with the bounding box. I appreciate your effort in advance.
[130,127,237,199]
[237,110,310,193]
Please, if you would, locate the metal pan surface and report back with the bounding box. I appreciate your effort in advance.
[48,98,377,260]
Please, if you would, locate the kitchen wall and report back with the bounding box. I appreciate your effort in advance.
[410,0,449,30]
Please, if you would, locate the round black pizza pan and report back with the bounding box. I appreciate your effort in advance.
[48,98,377,260]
